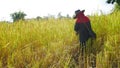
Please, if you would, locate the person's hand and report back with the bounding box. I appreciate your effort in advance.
[76,32,79,35]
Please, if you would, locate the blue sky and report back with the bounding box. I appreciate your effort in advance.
[0,0,114,21]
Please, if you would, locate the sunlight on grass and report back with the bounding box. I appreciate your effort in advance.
[0,11,120,68]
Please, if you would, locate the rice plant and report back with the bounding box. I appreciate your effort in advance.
[0,11,119,68]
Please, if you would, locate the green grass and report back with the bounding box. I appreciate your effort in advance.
[0,11,120,68]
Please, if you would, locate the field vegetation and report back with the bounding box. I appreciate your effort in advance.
[0,11,120,68]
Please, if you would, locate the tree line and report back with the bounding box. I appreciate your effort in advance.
[10,11,72,22]
[10,0,120,22]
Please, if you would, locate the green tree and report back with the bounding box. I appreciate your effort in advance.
[106,0,120,11]
[10,11,26,22]
[114,4,120,11]
[106,0,120,5]
[36,16,42,20]
[66,14,71,18]
[57,12,62,19]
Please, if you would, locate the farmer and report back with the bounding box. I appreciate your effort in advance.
[73,9,96,45]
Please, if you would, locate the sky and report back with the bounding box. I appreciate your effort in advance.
[0,0,114,21]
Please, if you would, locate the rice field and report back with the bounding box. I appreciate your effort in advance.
[0,11,120,68]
